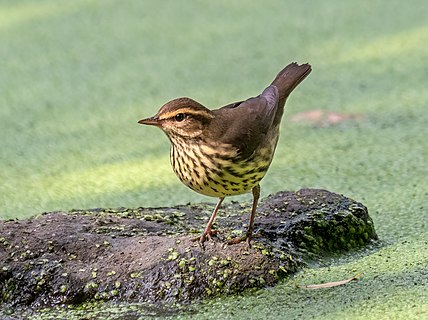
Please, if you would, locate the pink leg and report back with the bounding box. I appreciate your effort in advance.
[199,197,225,244]
[246,184,260,247]
[228,184,260,248]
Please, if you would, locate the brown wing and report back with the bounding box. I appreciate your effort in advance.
[207,62,311,158]
[208,85,279,158]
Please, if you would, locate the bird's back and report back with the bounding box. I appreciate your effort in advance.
[208,62,312,159]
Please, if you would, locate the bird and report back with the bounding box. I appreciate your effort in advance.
[138,62,311,247]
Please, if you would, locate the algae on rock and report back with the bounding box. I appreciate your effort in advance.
[0,188,377,314]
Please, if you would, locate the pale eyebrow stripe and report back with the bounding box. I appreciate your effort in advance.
[158,108,214,120]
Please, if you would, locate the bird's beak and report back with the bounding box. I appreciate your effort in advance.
[138,116,160,126]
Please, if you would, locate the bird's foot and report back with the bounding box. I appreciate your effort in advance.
[227,234,252,248]
[191,229,218,245]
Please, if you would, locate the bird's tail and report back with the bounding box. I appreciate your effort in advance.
[271,62,312,106]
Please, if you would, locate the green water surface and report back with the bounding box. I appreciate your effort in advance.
[1,1,427,319]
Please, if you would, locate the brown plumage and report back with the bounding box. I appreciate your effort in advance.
[139,62,311,247]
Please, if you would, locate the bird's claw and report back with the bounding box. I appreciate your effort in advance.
[227,234,252,248]
[191,230,218,246]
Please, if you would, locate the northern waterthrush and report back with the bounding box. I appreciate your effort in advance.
[139,62,311,246]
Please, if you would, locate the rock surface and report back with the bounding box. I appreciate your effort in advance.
[0,189,377,311]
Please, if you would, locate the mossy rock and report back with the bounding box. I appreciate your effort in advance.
[0,188,377,313]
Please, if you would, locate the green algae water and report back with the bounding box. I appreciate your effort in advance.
[1,0,427,319]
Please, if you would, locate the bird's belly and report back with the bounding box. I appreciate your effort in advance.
[170,144,274,198]
[199,163,268,197]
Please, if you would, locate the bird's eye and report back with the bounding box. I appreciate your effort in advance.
[174,113,186,122]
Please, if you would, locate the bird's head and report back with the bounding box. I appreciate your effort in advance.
[138,98,214,139]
